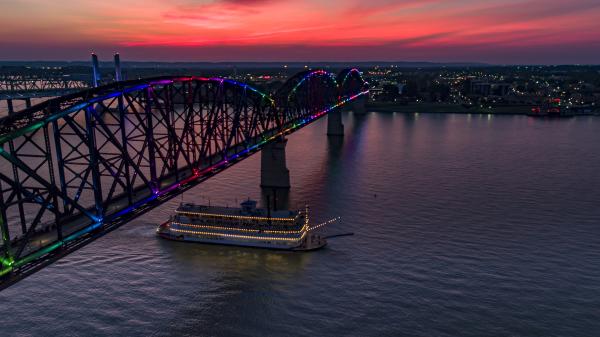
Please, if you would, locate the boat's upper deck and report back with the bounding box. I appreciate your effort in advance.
[176,201,300,221]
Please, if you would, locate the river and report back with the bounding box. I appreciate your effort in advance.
[2,112,600,337]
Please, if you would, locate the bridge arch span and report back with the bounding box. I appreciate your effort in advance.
[0,71,369,287]
[337,68,369,100]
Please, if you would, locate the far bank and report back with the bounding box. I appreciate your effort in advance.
[365,102,599,115]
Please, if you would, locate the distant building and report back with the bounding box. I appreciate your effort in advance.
[471,81,491,96]
[396,83,405,95]
[491,83,511,96]
[463,78,510,97]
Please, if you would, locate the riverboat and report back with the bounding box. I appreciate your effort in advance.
[157,199,328,251]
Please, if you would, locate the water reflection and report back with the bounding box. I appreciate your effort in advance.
[326,135,344,162]
[158,235,315,336]
[161,238,313,277]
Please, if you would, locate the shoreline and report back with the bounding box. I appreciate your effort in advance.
[365,102,599,116]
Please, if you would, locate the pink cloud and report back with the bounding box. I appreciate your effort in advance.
[0,0,599,63]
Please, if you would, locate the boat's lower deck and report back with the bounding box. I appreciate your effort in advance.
[157,223,326,251]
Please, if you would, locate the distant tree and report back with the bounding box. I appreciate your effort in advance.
[431,83,451,101]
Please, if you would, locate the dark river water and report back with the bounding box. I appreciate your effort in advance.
[2,112,600,337]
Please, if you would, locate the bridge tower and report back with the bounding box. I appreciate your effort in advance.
[114,53,122,81]
[91,53,101,87]
[260,138,291,189]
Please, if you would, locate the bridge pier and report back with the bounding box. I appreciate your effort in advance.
[327,109,344,136]
[351,96,367,115]
[6,99,14,115]
[261,187,290,211]
[261,138,290,189]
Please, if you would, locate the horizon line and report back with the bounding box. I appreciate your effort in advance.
[1,60,599,67]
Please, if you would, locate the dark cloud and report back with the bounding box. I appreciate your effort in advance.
[3,39,600,65]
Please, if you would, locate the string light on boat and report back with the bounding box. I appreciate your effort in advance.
[168,228,308,242]
[309,217,341,231]
[171,222,309,234]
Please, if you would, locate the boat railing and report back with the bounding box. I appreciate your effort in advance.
[172,217,304,231]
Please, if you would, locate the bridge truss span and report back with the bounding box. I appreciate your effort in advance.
[0,74,90,102]
[0,70,368,288]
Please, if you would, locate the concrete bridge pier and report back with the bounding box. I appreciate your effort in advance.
[327,109,344,136]
[261,187,290,211]
[351,96,367,115]
[261,138,290,189]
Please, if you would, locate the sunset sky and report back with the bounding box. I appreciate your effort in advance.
[1,0,599,64]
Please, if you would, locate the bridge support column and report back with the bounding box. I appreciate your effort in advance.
[351,96,367,115]
[327,109,344,136]
[261,138,290,189]
[6,99,14,115]
[114,53,122,82]
[91,53,101,87]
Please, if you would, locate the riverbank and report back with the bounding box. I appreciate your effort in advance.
[366,101,599,115]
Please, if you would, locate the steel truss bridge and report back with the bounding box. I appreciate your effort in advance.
[0,73,90,101]
[0,68,368,289]
[0,72,91,116]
